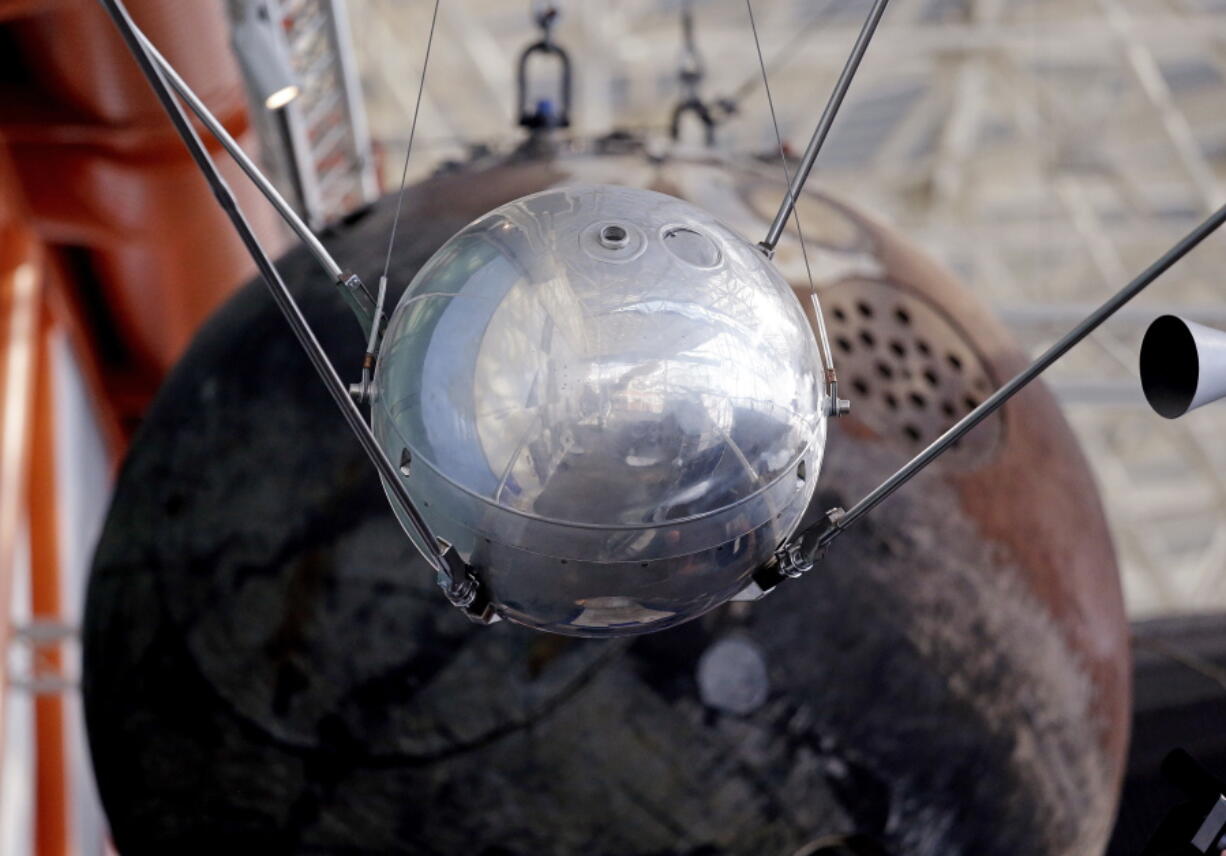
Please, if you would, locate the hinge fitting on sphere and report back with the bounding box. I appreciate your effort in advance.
[733,507,846,602]
[437,545,500,625]
[826,376,851,418]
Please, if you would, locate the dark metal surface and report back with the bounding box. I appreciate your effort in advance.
[1109,616,1226,856]
[84,155,1129,855]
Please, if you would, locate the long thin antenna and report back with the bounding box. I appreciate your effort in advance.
[797,199,1226,557]
[139,33,336,279]
[133,31,378,335]
[94,0,481,605]
[760,0,891,253]
[746,0,845,417]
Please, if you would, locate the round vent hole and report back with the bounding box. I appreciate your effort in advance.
[662,226,721,266]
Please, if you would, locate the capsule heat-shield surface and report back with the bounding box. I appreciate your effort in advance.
[373,184,826,635]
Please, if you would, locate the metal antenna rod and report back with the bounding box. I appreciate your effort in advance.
[810,199,1226,552]
[760,0,891,253]
[133,30,379,335]
[746,0,847,417]
[96,0,466,592]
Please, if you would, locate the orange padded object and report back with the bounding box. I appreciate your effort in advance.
[2,0,286,426]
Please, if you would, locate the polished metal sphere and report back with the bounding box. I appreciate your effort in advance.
[372,184,826,635]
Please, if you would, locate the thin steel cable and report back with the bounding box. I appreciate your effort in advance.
[745,0,836,377]
[729,0,836,107]
[380,0,441,283]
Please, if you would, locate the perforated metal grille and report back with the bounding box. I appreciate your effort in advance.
[824,278,1002,470]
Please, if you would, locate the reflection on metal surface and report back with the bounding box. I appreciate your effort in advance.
[697,635,770,715]
[374,183,826,635]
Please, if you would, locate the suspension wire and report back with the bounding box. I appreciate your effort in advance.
[745,0,836,397]
[681,0,702,84]
[364,0,441,392]
[380,0,441,285]
[728,0,836,109]
[761,0,891,253]
[95,0,457,583]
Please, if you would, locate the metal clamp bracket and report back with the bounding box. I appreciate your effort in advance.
[733,507,845,602]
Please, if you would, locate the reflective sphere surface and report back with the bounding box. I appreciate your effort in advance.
[373,184,825,635]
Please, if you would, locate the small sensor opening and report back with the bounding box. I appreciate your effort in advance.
[662,225,721,267]
[599,224,630,249]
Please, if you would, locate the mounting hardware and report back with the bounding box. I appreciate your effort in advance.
[733,507,845,602]
[827,379,851,417]
[436,544,499,624]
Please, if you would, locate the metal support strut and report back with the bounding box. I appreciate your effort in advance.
[746,0,859,418]
[96,0,490,619]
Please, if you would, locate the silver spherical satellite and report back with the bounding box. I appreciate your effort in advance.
[372,184,826,635]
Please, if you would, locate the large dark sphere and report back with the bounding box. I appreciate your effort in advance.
[83,153,1129,855]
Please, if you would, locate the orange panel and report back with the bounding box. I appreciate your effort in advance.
[2,0,287,424]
